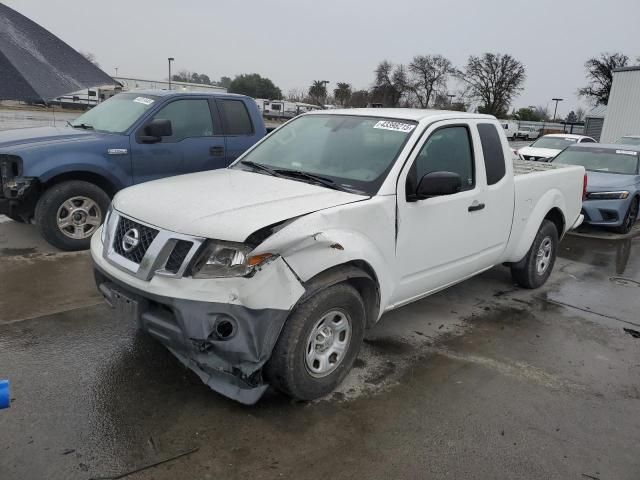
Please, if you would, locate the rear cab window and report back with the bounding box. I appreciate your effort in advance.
[218,99,254,135]
[477,123,506,185]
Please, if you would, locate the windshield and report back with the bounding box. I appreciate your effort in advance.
[70,93,159,133]
[616,136,640,146]
[553,147,639,175]
[530,136,578,149]
[232,114,416,194]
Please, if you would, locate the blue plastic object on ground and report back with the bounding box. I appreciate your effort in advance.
[0,379,10,409]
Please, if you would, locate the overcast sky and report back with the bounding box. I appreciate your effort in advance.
[7,0,640,116]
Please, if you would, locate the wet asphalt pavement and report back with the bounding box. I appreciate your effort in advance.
[1,219,639,480]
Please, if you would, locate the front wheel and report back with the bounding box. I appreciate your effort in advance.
[612,197,638,234]
[511,219,558,289]
[35,180,110,251]
[265,283,365,400]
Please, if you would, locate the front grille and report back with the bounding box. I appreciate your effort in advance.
[113,216,159,263]
[164,240,193,273]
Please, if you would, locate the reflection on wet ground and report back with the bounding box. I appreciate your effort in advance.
[0,226,639,479]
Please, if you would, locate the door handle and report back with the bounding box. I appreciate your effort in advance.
[468,202,485,212]
[209,146,224,157]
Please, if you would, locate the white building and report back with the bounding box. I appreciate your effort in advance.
[600,66,640,143]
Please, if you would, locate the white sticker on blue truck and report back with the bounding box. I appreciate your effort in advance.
[373,120,415,133]
[133,96,154,106]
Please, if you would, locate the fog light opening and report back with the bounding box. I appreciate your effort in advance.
[215,319,235,340]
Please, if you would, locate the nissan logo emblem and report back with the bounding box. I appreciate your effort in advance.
[122,228,140,253]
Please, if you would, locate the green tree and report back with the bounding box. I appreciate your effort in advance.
[308,80,328,106]
[218,76,232,88]
[407,55,454,108]
[371,61,408,107]
[228,73,282,99]
[513,107,546,122]
[333,82,352,106]
[349,90,369,107]
[456,53,526,117]
[171,70,216,85]
[565,111,578,123]
[578,53,629,105]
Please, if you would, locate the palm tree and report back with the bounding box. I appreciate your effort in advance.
[309,80,328,106]
[334,82,352,106]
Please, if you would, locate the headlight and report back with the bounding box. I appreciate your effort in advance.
[100,204,113,244]
[586,191,630,200]
[190,240,273,278]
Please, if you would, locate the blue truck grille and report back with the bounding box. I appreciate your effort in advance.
[113,216,159,264]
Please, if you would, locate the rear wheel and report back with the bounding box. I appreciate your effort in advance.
[511,220,558,289]
[35,180,110,251]
[612,197,638,234]
[265,283,365,400]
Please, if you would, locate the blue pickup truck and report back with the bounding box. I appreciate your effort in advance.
[0,90,266,250]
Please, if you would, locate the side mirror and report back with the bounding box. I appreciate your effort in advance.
[415,171,462,199]
[140,119,172,143]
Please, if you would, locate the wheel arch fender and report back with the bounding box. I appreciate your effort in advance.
[507,188,566,263]
[35,157,129,196]
[262,228,392,326]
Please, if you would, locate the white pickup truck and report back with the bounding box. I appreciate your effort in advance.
[91,109,586,404]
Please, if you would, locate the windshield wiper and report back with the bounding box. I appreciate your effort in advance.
[71,123,94,130]
[239,160,279,176]
[273,168,348,191]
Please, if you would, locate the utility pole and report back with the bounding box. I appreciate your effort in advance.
[551,98,563,122]
[168,57,174,90]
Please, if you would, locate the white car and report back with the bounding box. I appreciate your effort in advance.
[515,126,540,140]
[91,109,586,404]
[518,134,597,162]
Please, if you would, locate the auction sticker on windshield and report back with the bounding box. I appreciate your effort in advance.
[373,120,415,133]
[133,97,154,105]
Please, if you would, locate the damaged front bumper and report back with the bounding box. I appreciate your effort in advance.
[92,235,305,404]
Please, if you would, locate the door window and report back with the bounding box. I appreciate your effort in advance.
[410,126,475,192]
[219,99,254,135]
[478,123,506,185]
[150,99,214,142]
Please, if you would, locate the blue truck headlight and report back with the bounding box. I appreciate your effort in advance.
[190,240,273,278]
[586,191,630,200]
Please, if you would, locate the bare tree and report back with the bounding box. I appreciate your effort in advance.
[287,88,305,102]
[80,52,100,68]
[456,53,526,117]
[371,61,408,107]
[575,107,586,122]
[578,53,629,106]
[407,55,453,108]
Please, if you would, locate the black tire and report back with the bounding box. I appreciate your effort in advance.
[612,197,638,235]
[510,219,558,289]
[35,180,110,251]
[265,283,365,401]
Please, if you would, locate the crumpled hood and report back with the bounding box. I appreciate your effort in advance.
[586,170,638,191]
[518,146,561,159]
[0,126,96,150]
[113,169,368,242]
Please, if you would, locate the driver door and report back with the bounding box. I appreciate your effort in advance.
[391,121,490,306]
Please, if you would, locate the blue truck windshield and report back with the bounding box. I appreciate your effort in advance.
[70,93,159,134]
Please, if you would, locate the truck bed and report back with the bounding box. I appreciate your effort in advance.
[513,159,567,175]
